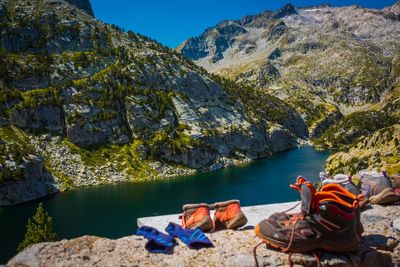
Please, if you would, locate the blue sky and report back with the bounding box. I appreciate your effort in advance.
[91,0,398,48]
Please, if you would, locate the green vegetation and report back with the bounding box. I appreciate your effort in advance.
[0,85,21,116]
[148,129,204,160]
[285,92,338,128]
[314,111,397,151]
[14,87,60,110]
[17,203,58,252]
[64,139,158,180]
[211,74,296,127]
[3,52,52,85]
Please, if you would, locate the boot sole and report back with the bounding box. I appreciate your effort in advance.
[189,217,214,232]
[370,193,399,205]
[226,214,248,229]
[254,224,360,253]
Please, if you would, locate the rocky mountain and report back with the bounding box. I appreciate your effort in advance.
[178,2,400,175]
[65,0,94,16]
[0,0,308,205]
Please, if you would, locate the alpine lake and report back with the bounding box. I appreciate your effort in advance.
[0,146,329,263]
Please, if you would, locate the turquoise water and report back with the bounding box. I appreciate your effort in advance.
[0,146,328,263]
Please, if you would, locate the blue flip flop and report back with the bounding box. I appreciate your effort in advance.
[136,226,175,254]
[165,222,213,249]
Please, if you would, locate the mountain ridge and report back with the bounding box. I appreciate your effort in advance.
[177,1,400,175]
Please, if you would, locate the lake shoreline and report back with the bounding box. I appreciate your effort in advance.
[0,146,329,263]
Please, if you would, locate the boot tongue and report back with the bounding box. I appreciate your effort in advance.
[300,183,314,214]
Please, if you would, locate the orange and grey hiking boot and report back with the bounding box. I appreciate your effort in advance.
[255,181,360,254]
[181,203,213,232]
[269,177,364,237]
[212,199,247,230]
[267,176,315,228]
[320,183,364,236]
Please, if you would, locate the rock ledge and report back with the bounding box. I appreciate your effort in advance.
[7,204,400,266]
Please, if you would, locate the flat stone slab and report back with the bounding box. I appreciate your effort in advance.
[137,201,301,230]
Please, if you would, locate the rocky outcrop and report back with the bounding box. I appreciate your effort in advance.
[11,105,64,134]
[65,0,94,16]
[266,126,297,153]
[0,155,59,206]
[7,204,400,266]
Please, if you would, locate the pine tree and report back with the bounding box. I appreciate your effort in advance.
[17,203,59,252]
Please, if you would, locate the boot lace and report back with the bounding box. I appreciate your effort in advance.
[254,207,321,267]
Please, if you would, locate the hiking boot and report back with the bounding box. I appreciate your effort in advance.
[322,174,360,196]
[390,174,400,195]
[181,203,213,232]
[275,178,364,236]
[369,187,399,205]
[211,200,247,230]
[361,172,398,205]
[267,176,315,228]
[255,182,360,253]
[320,183,364,236]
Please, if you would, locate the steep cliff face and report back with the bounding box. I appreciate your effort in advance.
[0,0,307,205]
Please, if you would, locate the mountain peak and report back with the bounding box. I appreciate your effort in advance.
[384,1,400,14]
[274,3,297,18]
[65,0,94,16]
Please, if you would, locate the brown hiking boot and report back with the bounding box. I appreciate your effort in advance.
[255,182,360,253]
[391,174,400,187]
[212,200,247,230]
[181,203,213,232]
[369,187,399,205]
[390,174,400,195]
[361,172,399,205]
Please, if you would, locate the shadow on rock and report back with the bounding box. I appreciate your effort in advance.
[0,155,59,206]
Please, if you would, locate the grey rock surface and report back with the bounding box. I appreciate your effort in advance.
[394,218,400,233]
[0,155,59,206]
[11,106,64,134]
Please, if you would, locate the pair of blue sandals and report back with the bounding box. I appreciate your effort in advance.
[136,222,213,254]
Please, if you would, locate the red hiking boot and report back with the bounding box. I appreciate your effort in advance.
[181,203,213,232]
[212,200,247,230]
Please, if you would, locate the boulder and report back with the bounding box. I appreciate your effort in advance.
[267,126,298,152]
